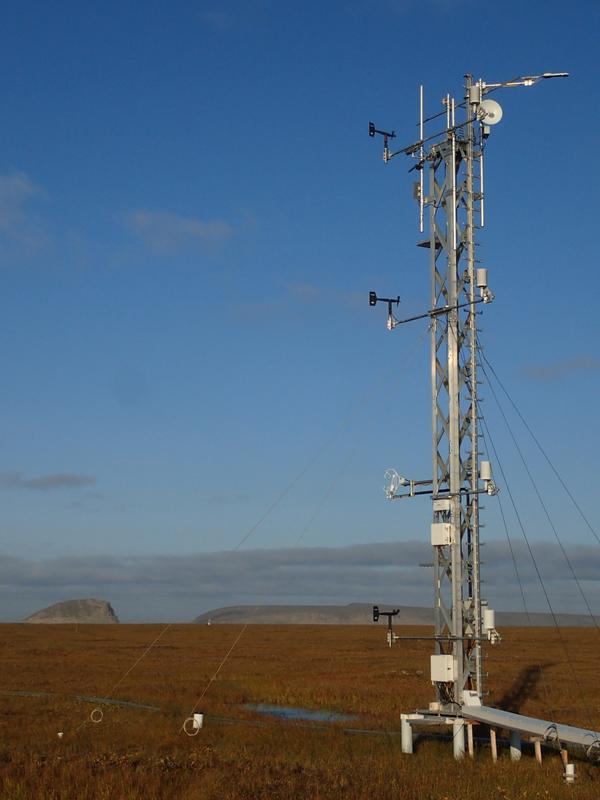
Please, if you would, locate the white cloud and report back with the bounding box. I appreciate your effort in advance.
[522,356,600,382]
[125,209,234,254]
[0,172,47,259]
[0,471,96,491]
[285,282,321,302]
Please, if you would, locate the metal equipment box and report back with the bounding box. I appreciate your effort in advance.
[430,522,453,546]
[430,654,457,682]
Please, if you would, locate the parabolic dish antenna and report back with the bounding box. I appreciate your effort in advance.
[480,98,503,125]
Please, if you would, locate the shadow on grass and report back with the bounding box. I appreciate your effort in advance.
[497,663,555,714]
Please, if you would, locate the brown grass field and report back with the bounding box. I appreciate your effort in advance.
[1,623,599,799]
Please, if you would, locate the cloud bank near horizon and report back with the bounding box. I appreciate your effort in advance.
[0,472,96,491]
[2,539,599,622]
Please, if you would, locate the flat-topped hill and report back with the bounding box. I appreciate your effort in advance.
[194,604,432,625]
[193,603,597,627]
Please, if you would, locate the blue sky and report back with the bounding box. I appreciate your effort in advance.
[0,0,599,620]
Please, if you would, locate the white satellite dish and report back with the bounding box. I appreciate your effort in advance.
[479,98,503,125]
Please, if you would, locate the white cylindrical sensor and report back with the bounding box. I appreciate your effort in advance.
[193,712,204,730]
[480,460,492,481]
[468,85,482,106]
[483,608,496,632]
[476,268,488,288]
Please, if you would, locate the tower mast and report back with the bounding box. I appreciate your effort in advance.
[369,72,571,759]
[428,75,483,708]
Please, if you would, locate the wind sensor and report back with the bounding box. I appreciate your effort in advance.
[368,291,400,330]
[373,606,401,647]
[368,122,396,162]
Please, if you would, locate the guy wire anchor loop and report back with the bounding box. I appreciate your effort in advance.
[584,737,600,762]
[543,723,559,743]
[183,713,204,736]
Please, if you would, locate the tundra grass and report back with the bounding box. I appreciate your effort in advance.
[0,624,598,798]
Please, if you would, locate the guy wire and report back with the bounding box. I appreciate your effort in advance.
[180,326,430,730]
[60,324,429,740]
[478,345,599,630]
[479,347,600,548]
[477,354,599,729]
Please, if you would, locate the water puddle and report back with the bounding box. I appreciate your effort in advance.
[244,703,358,723]
[1,690,160,712]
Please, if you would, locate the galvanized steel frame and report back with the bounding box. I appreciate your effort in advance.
[428,77,482,707]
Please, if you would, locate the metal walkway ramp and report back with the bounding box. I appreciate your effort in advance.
[462,705,600,759]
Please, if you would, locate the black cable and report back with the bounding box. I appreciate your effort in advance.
[478,415,560,726]
[476,359,599,729]
[293,445,358,547]
[479,348,600,548]
[182,327,431,728]
[459,349,560,727]
[234,328,428,552]
[479,359,599,632]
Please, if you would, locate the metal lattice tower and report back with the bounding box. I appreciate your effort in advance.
[369,72,570,739]
[372,70,600,769]
[428,75,496,708]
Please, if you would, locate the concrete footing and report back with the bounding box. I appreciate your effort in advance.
[401,715,413,754]
[453,719,465,760]
[510,730,522,761]
[490,727,498,762]
[400,712,468,761]
[467,722,474,758]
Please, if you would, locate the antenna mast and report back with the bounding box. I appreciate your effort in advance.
[368,72,587,762]
[427,74,489,710]
[371,73,504,710]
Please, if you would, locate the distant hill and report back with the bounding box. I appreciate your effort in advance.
[195,604,431,625]
[194,603,598,628]
[24,598,119,624]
